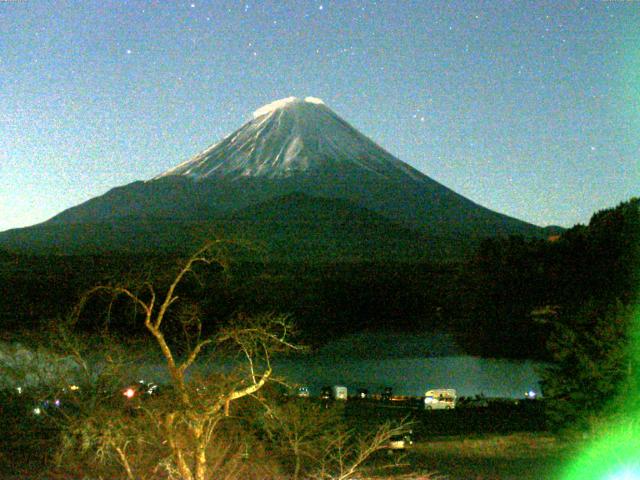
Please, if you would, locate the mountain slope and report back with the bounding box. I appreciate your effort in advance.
[0,96,552,259]
[223,192,439,261]
[0,193,448,260]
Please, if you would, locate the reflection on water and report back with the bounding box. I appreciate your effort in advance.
[274,333,542,398]
[1,333,543,399]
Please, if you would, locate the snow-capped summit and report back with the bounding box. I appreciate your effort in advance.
[252,96,325,118]
[154,96,424,182]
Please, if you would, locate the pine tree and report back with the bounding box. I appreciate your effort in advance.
[541,299,636,431]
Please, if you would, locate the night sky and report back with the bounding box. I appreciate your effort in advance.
[1,0,638,232]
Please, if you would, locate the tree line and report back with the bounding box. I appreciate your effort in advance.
[1,198,637,362]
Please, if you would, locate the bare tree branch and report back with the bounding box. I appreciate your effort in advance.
[55,240,302,480]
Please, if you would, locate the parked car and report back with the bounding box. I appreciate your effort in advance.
[320,385,348,401]
[357,388,369,399]
[382,386,393,401]
[332,385,348,400]
[386,430,413,450]
[320,386,332,400]
[296,386,310,398]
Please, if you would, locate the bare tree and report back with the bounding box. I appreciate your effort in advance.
[65,241,299,480]
[7,241,417,480]
[263,399,413,480]
[263,400,342,480]
[316,420,412,480]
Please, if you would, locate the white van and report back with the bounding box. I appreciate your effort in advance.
[424,388,457,410]
[332,385,348,400]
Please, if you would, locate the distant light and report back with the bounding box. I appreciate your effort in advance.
[54,399,61,407]
[526,390,537,399]
[124,388,136,399]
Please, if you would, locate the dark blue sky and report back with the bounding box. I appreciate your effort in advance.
[1,0,638,231]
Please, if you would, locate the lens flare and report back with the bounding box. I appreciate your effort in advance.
[606,467,640,480]
[560,305,640,480]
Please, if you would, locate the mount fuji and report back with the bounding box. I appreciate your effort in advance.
[154,96,424,182]
[0,97,555,260]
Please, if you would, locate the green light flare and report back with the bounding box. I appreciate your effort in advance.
[559,418,640,480]
[559,305,640,480]
[605,469,640,480]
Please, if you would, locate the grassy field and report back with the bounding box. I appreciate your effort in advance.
[1,392,579,479]
[341,399,576,479]
[366,433,575,480]
[1,432,576,480]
